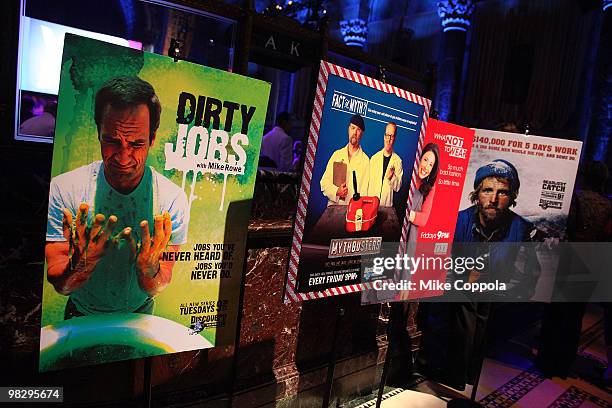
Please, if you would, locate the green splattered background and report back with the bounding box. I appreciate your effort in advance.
[41,34,270,369]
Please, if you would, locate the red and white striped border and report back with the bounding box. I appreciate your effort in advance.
[283,61,431,303]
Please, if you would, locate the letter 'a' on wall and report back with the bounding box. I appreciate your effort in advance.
[40,34,270,371]
[283,60,431,303]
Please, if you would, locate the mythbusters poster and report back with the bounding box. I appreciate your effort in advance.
[284,61,430,302]
[40,34,270,370]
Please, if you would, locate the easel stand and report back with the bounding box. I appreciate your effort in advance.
[143,357,152,408]
[375,303,397,408]
[446,357,485,407]
[138,38,185,408]
[372,65,402,408]
[447,303,492,408]
[321,305,345,408]
[227,246,253,408]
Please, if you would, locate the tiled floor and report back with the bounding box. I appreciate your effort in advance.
[354,305,611,407]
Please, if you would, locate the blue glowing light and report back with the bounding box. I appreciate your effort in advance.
[443,26,468,33]
[340,19,368,48]
[437,0,474,30]
[119,0,136,37]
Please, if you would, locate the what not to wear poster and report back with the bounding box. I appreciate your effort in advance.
[284,60,431,303]
[361,119,475,304]
[40,34,270,371]
[453,129,582,302]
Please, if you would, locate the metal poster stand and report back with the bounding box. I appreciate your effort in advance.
[373,88,441,408]
[321,304,346,408]
[143,357,153,408]
[446,306,491,408]
[371,65,404,408]
[375,304,396,408]
[227,254,250,408]
[139,38,184,408]
[448,125,531,408]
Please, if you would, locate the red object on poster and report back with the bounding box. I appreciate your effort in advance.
[345,196,380,232]
[404,119,475,299]
[345,170,380,232]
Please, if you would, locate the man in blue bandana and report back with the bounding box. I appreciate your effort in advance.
[454,159,534,246]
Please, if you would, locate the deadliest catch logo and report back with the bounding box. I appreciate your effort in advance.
[434,133,467,159]
[539,180,566,209]
[165,92,257,212]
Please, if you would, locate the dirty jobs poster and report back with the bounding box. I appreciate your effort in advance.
[40,34,270,371]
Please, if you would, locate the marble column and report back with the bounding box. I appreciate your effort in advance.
[436,0,474,122]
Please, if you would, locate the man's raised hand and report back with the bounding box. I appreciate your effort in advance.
[47,204,118,295]
[62,203,117,265]
[337,183,349,200]
[386,165,395,180]
[135,212,172,278]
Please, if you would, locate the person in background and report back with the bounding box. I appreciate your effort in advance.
[20,97,35,123]
[292,140,303,171]
[260,111,293,170]
[19,100,57,137]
